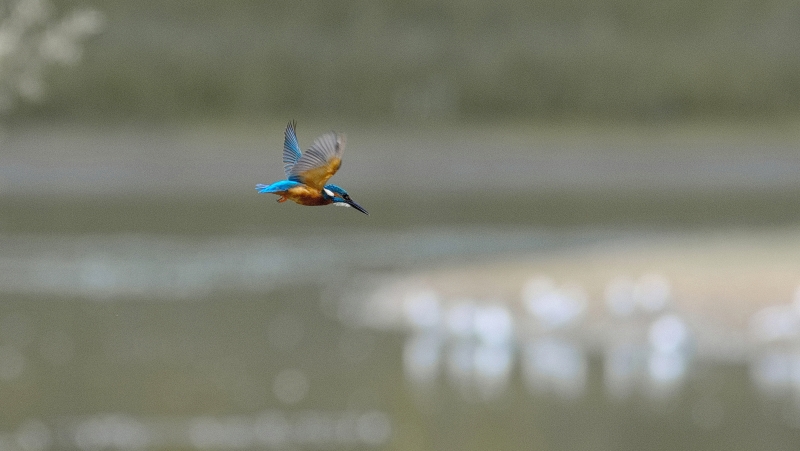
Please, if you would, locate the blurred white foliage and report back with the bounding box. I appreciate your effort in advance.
[0,0,103,111]
[523,276,586,330]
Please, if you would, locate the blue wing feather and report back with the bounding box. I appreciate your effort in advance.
[282,121,302,178]
[256,180,302,193]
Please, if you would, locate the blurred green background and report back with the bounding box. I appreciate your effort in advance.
[10,0,800,123]
[4,1,800,451]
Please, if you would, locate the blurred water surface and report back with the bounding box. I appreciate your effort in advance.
[2,123,800,451]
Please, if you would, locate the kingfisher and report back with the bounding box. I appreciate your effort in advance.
[255,121,368,215]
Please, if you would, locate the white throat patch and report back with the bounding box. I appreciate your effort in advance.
[333,202,351,207]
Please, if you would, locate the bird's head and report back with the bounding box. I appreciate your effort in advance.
[323,184,369,215]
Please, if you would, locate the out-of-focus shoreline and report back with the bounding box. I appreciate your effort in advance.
[349,229,800,364]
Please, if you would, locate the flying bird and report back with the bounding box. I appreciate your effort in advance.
[256,121,368,215]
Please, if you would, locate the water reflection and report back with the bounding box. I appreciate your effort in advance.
[403,332,442,387]
[749,351,799,397]
[372,274,702,402]
[6,229,800,448]
[384,275,800,417]
[647,314,692,392]
[603,342,645,400]
[401,292,517,400]
[603,311,694,400]
[471,342,514,400]
[522,337,587,399]
[749,289,800,403]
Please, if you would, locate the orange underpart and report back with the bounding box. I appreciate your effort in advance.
[284,184,334,206]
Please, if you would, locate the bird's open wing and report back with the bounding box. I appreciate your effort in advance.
[282,121,302,178]
[288,131,345,190]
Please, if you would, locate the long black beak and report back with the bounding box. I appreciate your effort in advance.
[347,199,369,215]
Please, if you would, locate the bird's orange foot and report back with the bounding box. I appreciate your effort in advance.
[277,196,288,203]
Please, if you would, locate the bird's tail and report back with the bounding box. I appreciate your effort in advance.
[255,184,272,193]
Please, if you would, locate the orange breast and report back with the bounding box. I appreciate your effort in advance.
[283,184,333,206]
